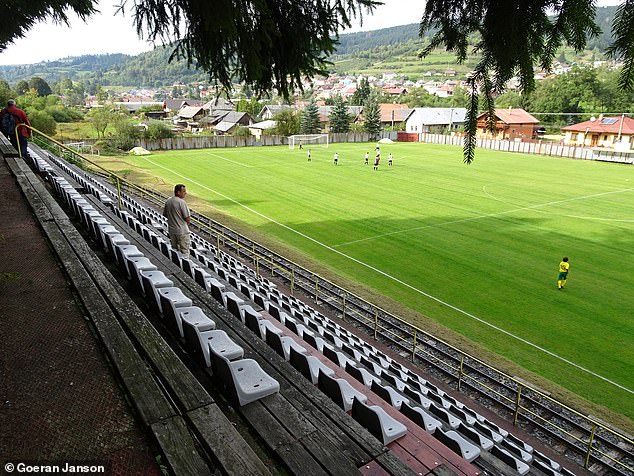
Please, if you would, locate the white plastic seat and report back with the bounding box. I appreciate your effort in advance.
[124,255,157,284]
[351,397,408,445]
[455,422,494,450]
[265,330,307,361]
[399,402,443,434]
[176,306,215,340]
[490,445,530,475]
[289,346,335,384]
[197,329,243,368]
[317,370,368,412]
[370,381,409,410]
[140,270,173,308]
[113,244,143,267]
[210,349,280,406]
[434,429,481,463]
[157,286,192,321]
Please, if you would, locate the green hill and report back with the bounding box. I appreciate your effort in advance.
[0,6,619,87]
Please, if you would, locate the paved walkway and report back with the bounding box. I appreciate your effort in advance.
[0,157,160,475]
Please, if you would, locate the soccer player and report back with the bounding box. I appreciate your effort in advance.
[557,257,570,289]
[333,152,339,165]
[373,152,380,170]
[364,151,369,165]
[388,152,393,166]
[307,149,311,161]
[299,140,303,150]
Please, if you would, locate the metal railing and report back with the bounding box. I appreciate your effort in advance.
[29,127,634,475]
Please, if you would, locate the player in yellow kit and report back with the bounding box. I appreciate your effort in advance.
[557,256,570,289]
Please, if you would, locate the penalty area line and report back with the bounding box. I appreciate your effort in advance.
[143,157,633,396]
[207,152,254,168]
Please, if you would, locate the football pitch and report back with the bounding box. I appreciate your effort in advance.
[120,142,634,424]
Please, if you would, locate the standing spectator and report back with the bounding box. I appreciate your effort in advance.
[0,99,31,159]
[163,184,191,257]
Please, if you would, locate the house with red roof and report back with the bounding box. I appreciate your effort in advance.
[476,108,540,140]
[561,115,634,150]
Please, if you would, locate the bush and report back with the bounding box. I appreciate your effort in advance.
[45,105,83,123]
[28,110,56,136]
[111,120,142,151]
[145,120,174,141]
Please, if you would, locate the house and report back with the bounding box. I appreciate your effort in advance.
[434,84,454,98]
[177,106,206,122]
[248,120,277,140]
[317,105,364,131]
[382,86,407,96]
[405,108,467,134]
[561,115,634,150]
[476,108,540,140]
[164,99,203,113]
[213,111,254,134]
[203,97,235,114]
[114,101,163,113]
[259,104,296,120]
[379,104,412,129]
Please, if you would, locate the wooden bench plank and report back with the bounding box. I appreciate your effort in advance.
[187,404,272,476]
[5,158,176,427]
[299,429,363,476]
[151,415,213,476]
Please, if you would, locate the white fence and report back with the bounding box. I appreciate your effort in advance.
[418,132,599,160]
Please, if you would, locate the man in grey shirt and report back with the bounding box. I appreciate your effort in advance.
[163,184,191,256]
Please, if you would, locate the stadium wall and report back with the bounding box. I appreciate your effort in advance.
[137,132,395,151]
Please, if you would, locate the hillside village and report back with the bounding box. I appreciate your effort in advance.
[91,55,632,153]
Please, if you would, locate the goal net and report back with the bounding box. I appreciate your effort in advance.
[288,134,329,149]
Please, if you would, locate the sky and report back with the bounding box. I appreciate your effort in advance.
[0,0,623,66]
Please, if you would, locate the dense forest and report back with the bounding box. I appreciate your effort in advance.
[0,6,620,88]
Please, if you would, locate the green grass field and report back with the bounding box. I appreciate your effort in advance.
[117,142,634,425]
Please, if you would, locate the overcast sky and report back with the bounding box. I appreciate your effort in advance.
[0,0,623,66]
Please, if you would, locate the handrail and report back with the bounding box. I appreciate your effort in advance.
[29,127,633,474]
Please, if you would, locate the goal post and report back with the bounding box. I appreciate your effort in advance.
[288,134,329,149]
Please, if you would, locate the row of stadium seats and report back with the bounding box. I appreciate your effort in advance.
[47,171,281,407]
[32,146,575,476]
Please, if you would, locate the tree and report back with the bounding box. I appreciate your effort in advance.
[272,109,301,136]
[301,100,321,134]
[0,80,11,107]
[0,0,377,99]
[14,80,29,96]
[329,95,351,133]
[419,0,634,163]
[87,107,115,138]
[350,78,371,106]
[363,96,381,139]
[0,1,96,52]
[236,98,262,121]
[29,77,52,97]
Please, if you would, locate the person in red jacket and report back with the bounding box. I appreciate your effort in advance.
[0,99,31,159]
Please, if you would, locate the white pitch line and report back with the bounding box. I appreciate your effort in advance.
[207,151,253,168]
[334,186,634,247]
[143,157,634,396]
[482,185,634,223]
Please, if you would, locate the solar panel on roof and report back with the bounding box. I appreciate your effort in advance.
[600,118,618,125]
